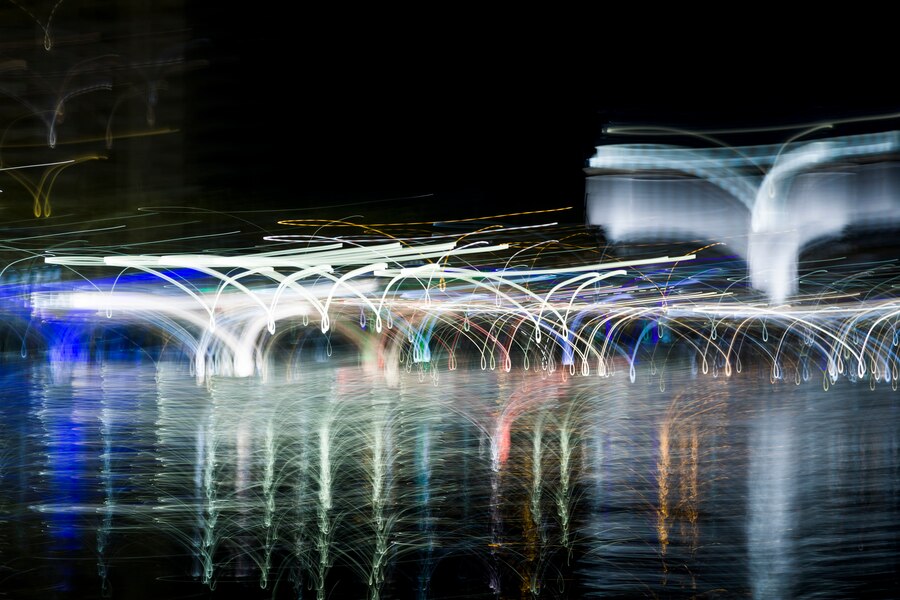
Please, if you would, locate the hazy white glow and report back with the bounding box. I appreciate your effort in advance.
[586,132,900,303]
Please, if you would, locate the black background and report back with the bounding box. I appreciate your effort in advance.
[182,10,899,220]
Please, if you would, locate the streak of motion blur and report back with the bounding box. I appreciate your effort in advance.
[2,3,900,600]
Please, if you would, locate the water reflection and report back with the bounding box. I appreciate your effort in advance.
[0,360,896,598]
[748,404,796,599]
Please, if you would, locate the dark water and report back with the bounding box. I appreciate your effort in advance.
[0,359,897,599]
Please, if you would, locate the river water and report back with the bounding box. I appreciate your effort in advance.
[0,358,896,599]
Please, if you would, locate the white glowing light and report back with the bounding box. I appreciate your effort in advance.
[586,132,900,304]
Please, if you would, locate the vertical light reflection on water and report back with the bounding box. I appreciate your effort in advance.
[260,404,276,590]
[314,395,334,600]
[97,373,114,594]
[96,361,156,596]
[658,414,671,565]
[1,360,896,598]
[556,408,575,558]
[288,386,312,599]
[748,402,796,600]
[36,363,100,593]
[201,382,220,587]
[153,361,213,584]
[366,376,394,600]
[526,411,546,597]
[233,398,251,579]
[487,375,508,600]
[414,409,435,600]
[581,377,744,597]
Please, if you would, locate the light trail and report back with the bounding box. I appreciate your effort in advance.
[22,227,900,393]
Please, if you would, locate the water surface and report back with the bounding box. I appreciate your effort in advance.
[0,359,896,599]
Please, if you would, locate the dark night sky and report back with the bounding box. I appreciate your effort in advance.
[182,11,899,219]
[0,5,894,226]
[184,20,601,216]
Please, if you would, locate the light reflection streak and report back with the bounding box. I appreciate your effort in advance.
[748,406,796,600]
[3,357,894,598]
[0,102,898,599]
